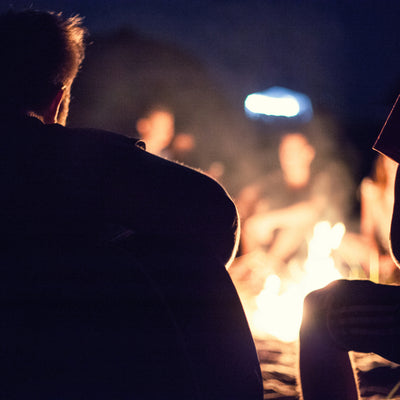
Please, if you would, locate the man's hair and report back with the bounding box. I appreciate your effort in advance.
[0,9,86,115]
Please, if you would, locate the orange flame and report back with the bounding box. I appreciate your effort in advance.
[250,221,345,342]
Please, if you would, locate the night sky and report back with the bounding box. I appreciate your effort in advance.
[2,0,400,160]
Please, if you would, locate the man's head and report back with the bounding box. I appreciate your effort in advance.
[0,9,86,124]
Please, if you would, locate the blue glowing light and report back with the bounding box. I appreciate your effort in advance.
[244,86,313,122]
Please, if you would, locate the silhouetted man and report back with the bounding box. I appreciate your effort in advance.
[0,9,262,399]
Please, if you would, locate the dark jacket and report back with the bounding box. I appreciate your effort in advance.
[0,116,262,399]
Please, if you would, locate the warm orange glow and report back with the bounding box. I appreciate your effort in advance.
[249,221,345,342]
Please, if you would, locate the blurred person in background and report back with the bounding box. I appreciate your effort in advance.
[338,153,400,283]
[360,154,399,282]
[135,103,175,157]
[231,131,350,293]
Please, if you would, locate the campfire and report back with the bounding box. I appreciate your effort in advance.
[244,220,346,342]
[231,221,400,399]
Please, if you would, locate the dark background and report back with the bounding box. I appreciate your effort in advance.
[2,0,400,197]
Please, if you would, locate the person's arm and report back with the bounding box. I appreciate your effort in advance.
[103,143,239,267]
[243,197,322,246]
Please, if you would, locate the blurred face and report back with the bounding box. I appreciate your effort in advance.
[137,110,175,155]
[279,133,315,177]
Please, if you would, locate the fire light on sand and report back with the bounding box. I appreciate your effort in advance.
[250,221,346,342]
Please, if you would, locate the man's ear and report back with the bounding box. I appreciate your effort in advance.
[42,87,65,124]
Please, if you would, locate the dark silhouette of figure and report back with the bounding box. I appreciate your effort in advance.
[0,9,262,399]
[299,95,400,400]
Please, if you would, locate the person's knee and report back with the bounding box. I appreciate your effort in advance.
[300,280,346,335]
[302,289,322,318]
[302,280,337,318]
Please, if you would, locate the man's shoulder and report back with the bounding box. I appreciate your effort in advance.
[0,116,144,152]
[47,123,145,150]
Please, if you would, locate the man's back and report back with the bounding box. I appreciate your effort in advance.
[0,115,263,399]
[0,244,199,399]
[0,8,262,398]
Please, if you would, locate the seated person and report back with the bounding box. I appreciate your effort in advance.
[0,9,263,399]
[232,132,351,291]
[359,153,399,282]
[299,95,400,400]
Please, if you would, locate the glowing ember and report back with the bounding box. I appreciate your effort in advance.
[250,221,345,342]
